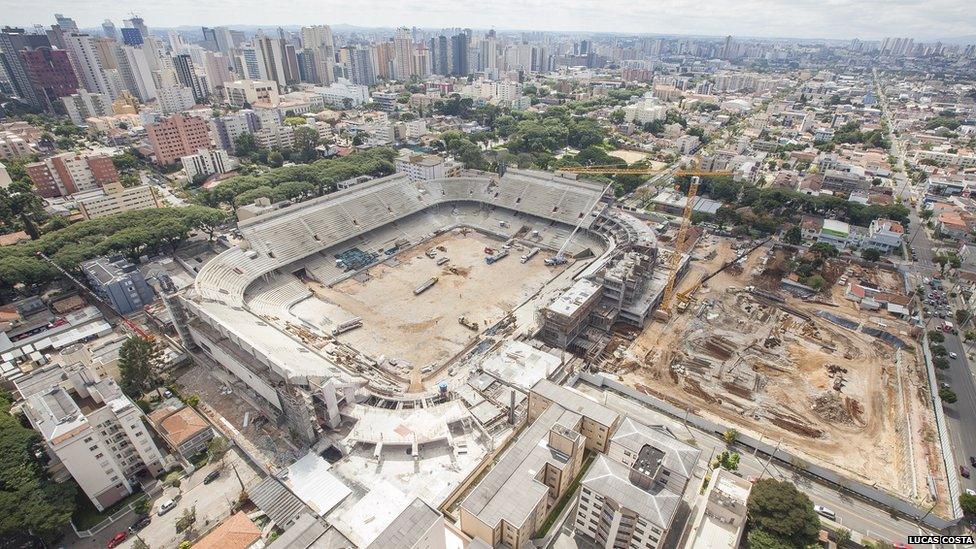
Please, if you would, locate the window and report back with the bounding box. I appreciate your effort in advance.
[95,453,104,459]
[89,445,98,451]
[83,436,93,443]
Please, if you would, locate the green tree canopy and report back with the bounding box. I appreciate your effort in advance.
[746,478,820,547]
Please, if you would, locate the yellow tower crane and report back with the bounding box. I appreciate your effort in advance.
[558,163,731,317]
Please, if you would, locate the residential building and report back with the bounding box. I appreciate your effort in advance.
[0,28,54,110]
[25,152,119,197]
[528,380,620,452]
[19,46,78,110]
[181,148,237,181]
[684,469,751,549]
[173,54,206,101]
[254,123,296,150]
[193,512,262,549]
[225,79,279,108]
[146,114,212,165]
[393,28,413,81]
[0,162,11,188]
[314,78,369,108]
[372,91,398,112]
[63,32,114,98]
[116,45,156,102]
[156,85,195,114]
[15,362,166,512]
[211,109,260,151]
[76,181,162,220]
[0,132,31,159]
[676,134,701,154]
[147,405,214,458]
[62,88,113,125]
[80,255,155,315]
[300,25,335,85]
[459,403,588,548]
[394,152,460,182]
[866,218,905,252]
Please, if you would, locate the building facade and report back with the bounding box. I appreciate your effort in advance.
[146,114,212,165]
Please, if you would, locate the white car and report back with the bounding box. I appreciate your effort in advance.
[967,489,976,496]
[813,505,836,521]
[157,499,177,516]
[950,352,958,359]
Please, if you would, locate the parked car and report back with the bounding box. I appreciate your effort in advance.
[107,531,127,548]
[203,470,220,484]
[961,466,971,478]
[157,498,177,516]
[969,456,976,467]
[129,516,151,532]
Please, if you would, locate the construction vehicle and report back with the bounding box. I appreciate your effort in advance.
[520,247,540,263]
[484,247,496,255]
[436,257,450,266]
[34,251,150,338]
[674,237,772,312]
[331,317,363,336]
[485,249,509,264]
[458,316,479,330]
[414,277,438,295]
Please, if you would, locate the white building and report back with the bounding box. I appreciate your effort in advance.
[181,148,238,181]
[624,97,667,125]
[225,79,280,108]
[0,162,12,188]
[0,132,32,160]
[254,124,296,150]
[156,85,196,114]
[313,78,369,108]
[64,32,115,98]
[16,363,167,512]
[676,135,701,155]
[76,181,163,220]
[684,469,751,549]
[866,218,905,253]
[62,89,113,125]
[394,152,460,182]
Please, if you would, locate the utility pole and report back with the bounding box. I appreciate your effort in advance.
[759,439,781,480]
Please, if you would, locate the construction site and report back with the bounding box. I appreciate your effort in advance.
[607,233,949,514]
[301,229,570,390]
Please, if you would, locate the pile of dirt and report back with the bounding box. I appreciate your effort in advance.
[768,409,824,438]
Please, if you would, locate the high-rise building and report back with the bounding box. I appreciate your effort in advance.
[54,14,79,33]
[64,32,114,98]
[146,114,212,165]
[19,46,78,110]
[393,27,413,81]
[101,20,118,41]
[225,79,279,107]
[201,27,218,51]
[213,27,235,54]
[120,27,143,46]
[450,33,470,76]
[300,25,335,85]
[180,148,237,181]
[16,362,166,512]
[116,44,156,102]
[156,85,196,114]
[345,46,376,86]
[0,28,52,110]
[173,53,205,101]
[373,42,394,79]
[255,35,288,88]
[211,109,260,151]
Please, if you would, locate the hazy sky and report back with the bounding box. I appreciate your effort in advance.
[3,0,975,40]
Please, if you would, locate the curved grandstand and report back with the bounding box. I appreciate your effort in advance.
[181,168,661,415]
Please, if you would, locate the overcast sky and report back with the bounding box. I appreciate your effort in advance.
[3,0,974,41]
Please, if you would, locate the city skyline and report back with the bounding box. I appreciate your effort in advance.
[3,0,976,42]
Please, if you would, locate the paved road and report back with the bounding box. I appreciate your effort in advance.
[574,384,938,545]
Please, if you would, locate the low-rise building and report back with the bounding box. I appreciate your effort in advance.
[394,152,460,182]
[25,151,119,197]
[62,88,113,125]
[684,468,751,549]
[225,79,280,108]
[147,404,214,458]
[181,148,237,181]
[865,218,904,252]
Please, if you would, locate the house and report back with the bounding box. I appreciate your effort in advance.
[148,405,214,458]
[865,218,904,252]
[193,512,262,549]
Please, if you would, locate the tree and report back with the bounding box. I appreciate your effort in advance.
[861,248,882,262]
[939,387,957,404]
[292,126,321,163]
[927,330,945,344]
[746,528,794,549]
[746,478,821,547]
[930,344,948,357]
[714,451,740,471]
[207,437,230,465]
[783,226,802,245]
[0,389,77,544]
[267,150,284,168]
[955,309,971,326]
[961,492,976,515]
[118,336,163,399]
[0,181,47,239]
[175,506,197,534]
[234,132,257,157]
[722,429,739,444]
[809,242,839,260]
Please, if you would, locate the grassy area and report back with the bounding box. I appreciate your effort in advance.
[72,486,147,531]
[534,451,597,539]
